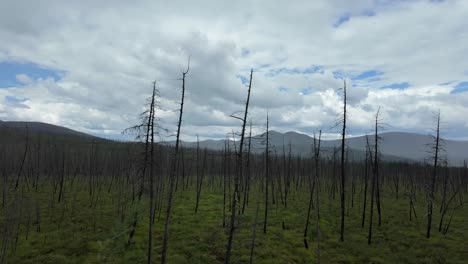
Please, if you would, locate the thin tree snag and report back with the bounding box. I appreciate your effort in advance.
[367,136,376,245]
[314,131,322,264]
[375,109,382,227]
[161,58,189,264]
[147,82,157,264]
[340,80,347,242]
[362,142,369,228]
[427,110,441,239]
[242,120,253,215]
[224,68,253,264]
[223,140,228,228]
[195,146,207,214]
[368,108,381,244]
[263,113,270,235]
[125,81,157,249]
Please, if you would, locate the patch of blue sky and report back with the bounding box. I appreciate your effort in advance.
[361,9,376,17]
[0,61,63,88]
[266,65,323,77]
[236,75,249,85]
[381,82,410,89]
[333,10,375,28]
[367,77,382,82]
[4,95,30,108]
[241,48,250,57]
[5,95,28,103]
[332,70,347,79]
[300,87,312,95]
[450,81,468,94]
[334,14,350,27]
[351,70,384,81]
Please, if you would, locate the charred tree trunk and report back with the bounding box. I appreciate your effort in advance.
[314,131,322,264]
[368,109,380,244]
[263,114,270,235]
[427,111,441,239]
[195,147,207,213]
[147,82,157,264]
[225,68,253,264]
[340,80,347,242]
[161,59,189,264]
[362,144,369,228]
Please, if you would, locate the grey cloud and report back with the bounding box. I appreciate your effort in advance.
[0,0,467,141]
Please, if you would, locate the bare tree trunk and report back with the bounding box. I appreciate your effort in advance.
[375,115,382,227]
[362,144,369,228]
[368,108,380,244]
[147,82,157,264]
[340,80,347,242]
[314,131,322,264]
[195,137,201,212]
[225,68,253,264]
[57,148,65,203]
[439,160,448,214]
[303,177,314,249]
[427,111,441,238]
[126,82,156,247]
[263,114,270,235]
[195,148,207,213]
[242,121,253,215]
[223,141,228,228]
[162,59,190,264]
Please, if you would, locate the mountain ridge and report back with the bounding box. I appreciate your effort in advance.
[1,121,466,164]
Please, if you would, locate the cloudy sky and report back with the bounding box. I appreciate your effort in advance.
[1,0,468,141]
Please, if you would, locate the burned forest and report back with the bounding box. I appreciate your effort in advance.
[1,73,467,264]
[1,1,468,263]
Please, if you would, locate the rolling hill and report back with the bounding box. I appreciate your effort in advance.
[1,121,466,164]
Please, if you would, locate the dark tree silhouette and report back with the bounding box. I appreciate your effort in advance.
[225,68,253,264]
[427,110,441,238]
[340,80,347,242]
[161,58,190,264]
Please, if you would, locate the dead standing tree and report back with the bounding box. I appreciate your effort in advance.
[225,68,253,264]
[124,81,159,250]
[361,139,370,228]
[147,83,158,264]
[368,107,381,244]
[241,120,253,215]
[339,80,347,242]
[194,139,208,213]
[427,110,442,238]
[161,58,190,264]
[314,131,322,264]
[263,113,270,235]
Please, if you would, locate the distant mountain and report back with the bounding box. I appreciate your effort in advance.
[168,130,468,164]
[2,121,466,164]
[0,121,102,141]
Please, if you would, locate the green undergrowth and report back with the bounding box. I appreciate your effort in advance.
[1,183,467,263]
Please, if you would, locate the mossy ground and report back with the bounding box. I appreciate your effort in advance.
[2,183,467,263]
